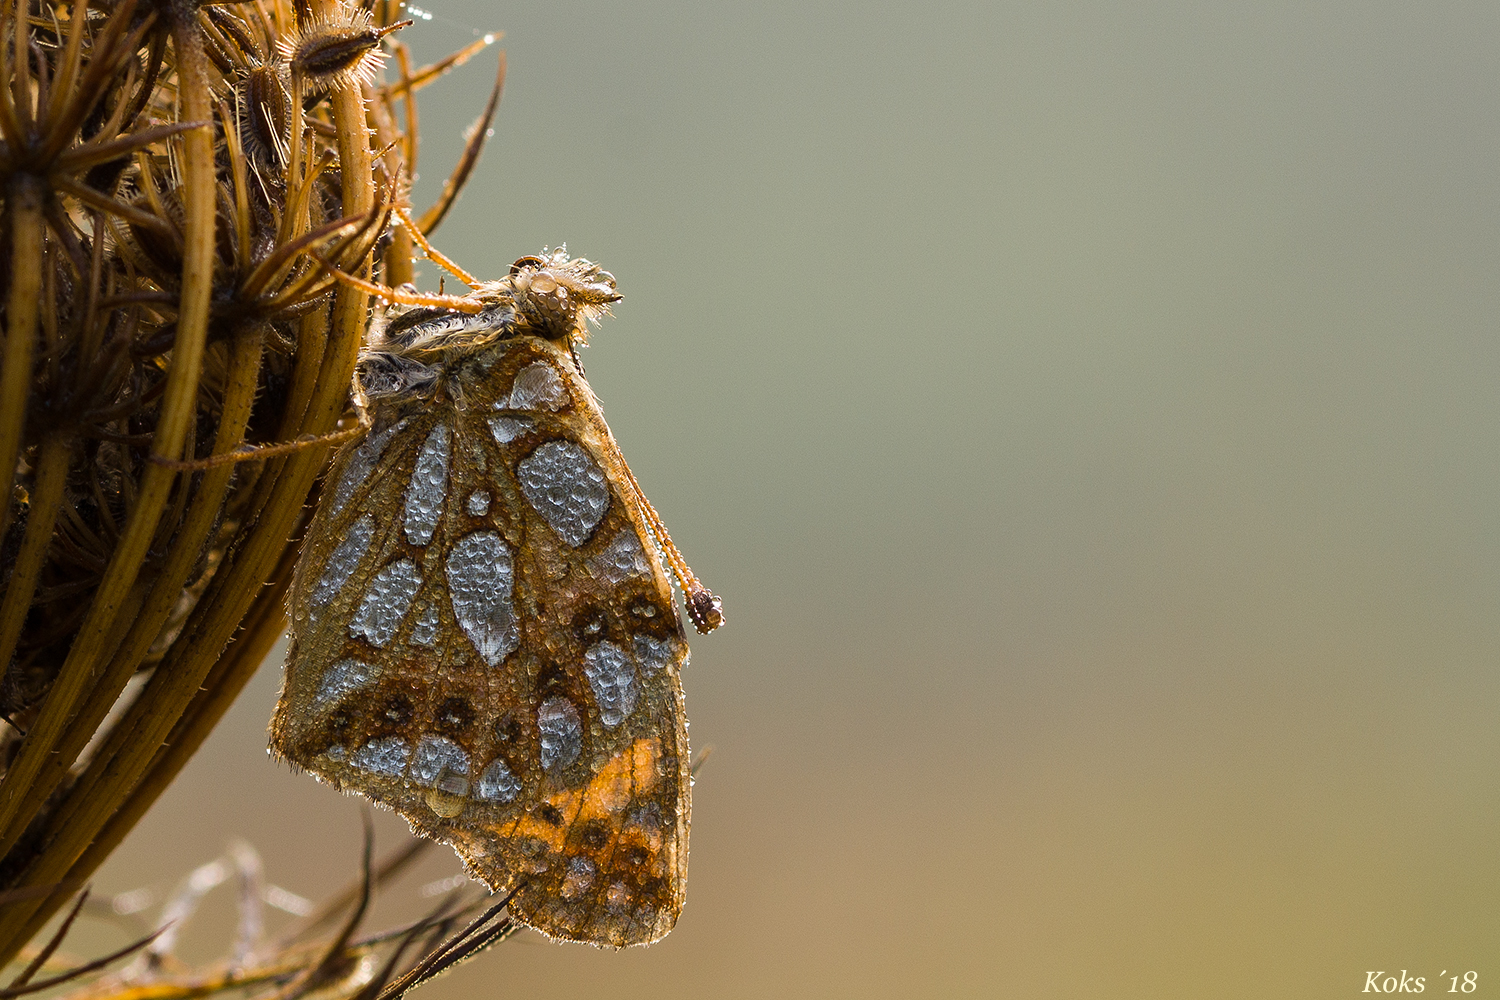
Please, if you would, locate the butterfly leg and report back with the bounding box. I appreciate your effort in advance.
[394,206,480,288]
[150,412,371,472]
[311,252,487,313]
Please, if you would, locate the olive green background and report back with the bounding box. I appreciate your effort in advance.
[94,2,1499,996]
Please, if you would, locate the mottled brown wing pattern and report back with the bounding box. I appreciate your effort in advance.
[274,328,693,947]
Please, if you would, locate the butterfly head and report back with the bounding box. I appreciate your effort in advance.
[502,248,621,344]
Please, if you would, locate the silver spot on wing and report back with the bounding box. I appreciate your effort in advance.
[561,857,597,900]
[500,361,568,411]
[403,422,450,545]
[348,559,422,647]
[590,529,651,584]
[517,440,610,547]
[445,531,519,666]
[351,736,410,776]
[537,697,582,773]
[488,415,533,444]
[583,641,639,727]
[309,514,375,609]
[330,419,407,517]
[312,658,377,708]
[476,758,522,803]
[410,602,440,646]
[410,735,470,788]
[632,634,679,674]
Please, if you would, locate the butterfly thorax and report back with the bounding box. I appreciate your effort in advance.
[358,249,620,405]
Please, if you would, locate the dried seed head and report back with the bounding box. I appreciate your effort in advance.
[279,6,409,93]
[121,189,187,283]
[237,64,293,172]
[205,5,265,64]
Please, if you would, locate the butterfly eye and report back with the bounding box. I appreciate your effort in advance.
[510,255,546,276]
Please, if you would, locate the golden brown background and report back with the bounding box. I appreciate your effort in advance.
[90,1,1499,996]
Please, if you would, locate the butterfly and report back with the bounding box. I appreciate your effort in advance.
[270,248,723,947]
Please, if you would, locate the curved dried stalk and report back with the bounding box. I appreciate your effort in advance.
[415,50,504,236]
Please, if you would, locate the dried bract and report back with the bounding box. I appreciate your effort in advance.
[281,6,409,94]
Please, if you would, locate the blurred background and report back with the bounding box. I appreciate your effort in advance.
[88,1,1499,996]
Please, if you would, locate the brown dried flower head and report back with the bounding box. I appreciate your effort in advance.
[280,4,408,94]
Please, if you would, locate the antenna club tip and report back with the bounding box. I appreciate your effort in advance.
[687,583,725,634]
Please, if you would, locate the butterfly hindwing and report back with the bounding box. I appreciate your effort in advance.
[274,331,691,947]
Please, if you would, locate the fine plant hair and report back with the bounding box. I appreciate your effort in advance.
[0,0,508,988]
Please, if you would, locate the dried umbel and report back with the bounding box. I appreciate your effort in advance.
[0,0,508,986]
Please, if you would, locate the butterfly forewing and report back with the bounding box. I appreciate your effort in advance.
[274,262,698,948]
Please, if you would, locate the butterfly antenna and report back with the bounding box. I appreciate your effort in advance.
[149,418,369,471]
[564,342,725,633]
[627,472,724,634]
[584,427,723,632]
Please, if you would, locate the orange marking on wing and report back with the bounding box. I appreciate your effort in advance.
[630,737,664,796]
[576,740,656,823]
[511,789,580,852]
[507,738,664,854]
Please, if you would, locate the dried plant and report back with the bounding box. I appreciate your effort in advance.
[9,833,518,998]
[0,0,505,980]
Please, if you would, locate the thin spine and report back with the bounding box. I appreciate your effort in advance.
[0,0,22,147]
[49,173,178,237]
[246,205,363,301]
[0,922,165,997]
[415,49,503,235]
[9,0,32,136]
[79,208,106,371]
[41,0,86,127]
[378,32,496,102]
[54,119,212,173]
[375,40,413,287]
[35,0,147,164]
[273,134,332,258]
[277,839,430,946]
[3,888,88,992]
[218,95,253,269]
[394,41,417,182]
